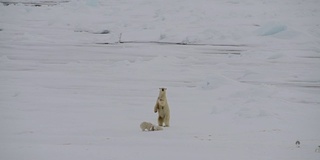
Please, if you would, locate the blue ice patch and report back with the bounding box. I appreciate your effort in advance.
[256,23,287,36]
[86,0,99,7]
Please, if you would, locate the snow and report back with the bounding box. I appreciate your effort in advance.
[0,0,320,159]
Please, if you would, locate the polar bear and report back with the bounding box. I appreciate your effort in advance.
[140,121,163,131]
[154,88,170,127]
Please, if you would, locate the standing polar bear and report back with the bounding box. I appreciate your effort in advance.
[154,88,170,127]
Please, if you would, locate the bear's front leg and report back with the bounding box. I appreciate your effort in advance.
[154,104,158,113]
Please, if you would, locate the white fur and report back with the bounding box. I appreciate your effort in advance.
[140,122,163,131]
[154,88,170,127]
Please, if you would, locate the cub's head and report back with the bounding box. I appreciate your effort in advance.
[158,88,167,98]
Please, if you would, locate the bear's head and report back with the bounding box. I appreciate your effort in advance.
[158,88,167,98]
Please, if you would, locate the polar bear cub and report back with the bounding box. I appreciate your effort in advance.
[154,88,170,127]
[140,121,163,131]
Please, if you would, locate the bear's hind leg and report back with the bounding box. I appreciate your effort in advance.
[158,117,164,126]
[164,116,170,127]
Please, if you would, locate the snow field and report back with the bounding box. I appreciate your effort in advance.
[1,0,320,160]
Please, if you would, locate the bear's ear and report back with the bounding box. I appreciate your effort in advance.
[159,88,167,91]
